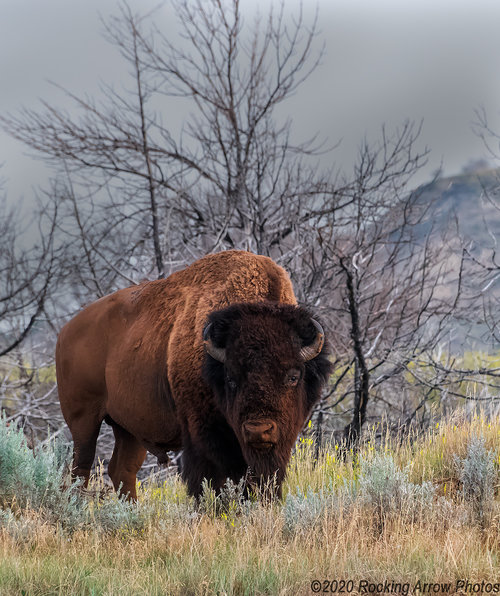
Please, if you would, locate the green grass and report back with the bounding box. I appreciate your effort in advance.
[0,412,498,595]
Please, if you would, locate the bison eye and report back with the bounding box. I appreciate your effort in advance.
[226,378,237,391]
[285,368,301,387]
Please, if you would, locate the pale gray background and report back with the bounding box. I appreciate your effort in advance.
[2,0,500,201]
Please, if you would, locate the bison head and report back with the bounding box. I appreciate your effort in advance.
[202,302,332,496]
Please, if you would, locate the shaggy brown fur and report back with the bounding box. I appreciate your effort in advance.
[56,251,332,500]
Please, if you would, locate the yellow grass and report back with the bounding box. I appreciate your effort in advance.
[0,414,498,595]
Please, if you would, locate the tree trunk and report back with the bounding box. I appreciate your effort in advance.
[342,260,370,448]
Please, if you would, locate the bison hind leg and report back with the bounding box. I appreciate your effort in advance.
[108,423,147,501]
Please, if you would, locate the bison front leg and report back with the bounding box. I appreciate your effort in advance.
[181,443,220,499]
[181,438,247,499]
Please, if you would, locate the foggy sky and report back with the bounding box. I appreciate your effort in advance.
[2,0,500,201]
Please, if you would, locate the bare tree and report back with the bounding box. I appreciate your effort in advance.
[0,179,60,358]
[293,123,471,446]
[0,175,67,448]
[1,0,339,296]
[2,0,495,462]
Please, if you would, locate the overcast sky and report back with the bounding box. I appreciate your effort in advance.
[2,0,500,201]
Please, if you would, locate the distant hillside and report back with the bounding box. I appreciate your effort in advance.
[409,166,500,350]
[412,166,500,246]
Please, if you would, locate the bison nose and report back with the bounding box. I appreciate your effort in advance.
[242,419,279,448]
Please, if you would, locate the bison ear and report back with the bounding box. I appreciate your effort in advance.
[203,322,227,363]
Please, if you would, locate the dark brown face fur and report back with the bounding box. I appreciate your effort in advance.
[202,302,332,492]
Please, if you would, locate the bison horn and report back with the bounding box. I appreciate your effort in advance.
[300,319,324,361]
[203,323,226,363]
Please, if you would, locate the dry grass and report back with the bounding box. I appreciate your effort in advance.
[0,413,498,595]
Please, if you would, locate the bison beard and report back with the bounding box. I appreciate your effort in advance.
[243,448,288,499]
[56,251,332,501]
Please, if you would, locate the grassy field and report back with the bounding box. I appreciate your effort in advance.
[0,412,498,595]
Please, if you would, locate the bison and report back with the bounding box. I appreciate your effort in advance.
[56,251,332,500]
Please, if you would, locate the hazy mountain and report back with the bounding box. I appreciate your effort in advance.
[413,166,500,246]
[409,165,500,351]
